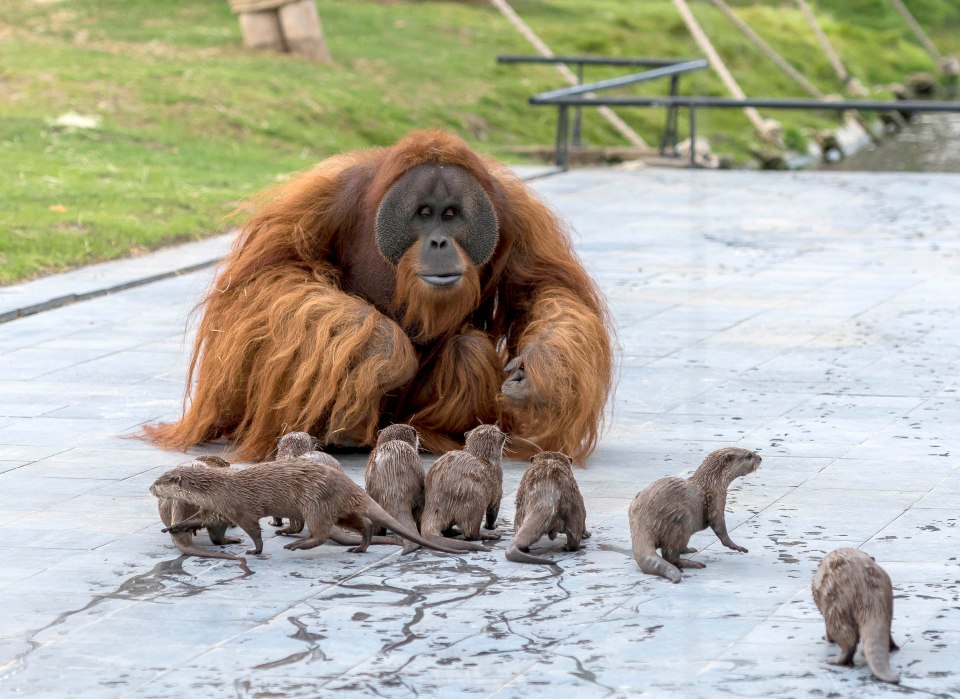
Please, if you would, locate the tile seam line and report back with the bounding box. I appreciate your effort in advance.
[0,258,221,326]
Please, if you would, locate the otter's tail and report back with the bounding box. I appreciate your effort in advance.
[367,499,486,554]
[505,510,557,565]
[419,508,490,552]
[170,533,244,562]
[505,542,556,565]
[862,618,899,683]
[631,533,681,583]
[391,509,422,555]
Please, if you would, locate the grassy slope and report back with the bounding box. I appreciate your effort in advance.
[1,0,958,283]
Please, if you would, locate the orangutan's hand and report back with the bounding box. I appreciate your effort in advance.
[502,343,553,406]
[501,354,528,401]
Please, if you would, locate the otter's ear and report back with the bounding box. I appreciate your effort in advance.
[276,437,282,446]
[529,456,536,463]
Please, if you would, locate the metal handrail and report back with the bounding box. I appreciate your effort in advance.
[524,68,960,168]
[498,54,709,164]
[496,55,701,68]
[532,60,709,101]
[530,95,960,110]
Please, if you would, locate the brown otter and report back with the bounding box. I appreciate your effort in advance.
[506,451,589,566]
[812,548,899,684]
[268,431,338,528]
[155,456,243,561]
[260,435,401,548]
[420,424,505,547]
[629,447,760,583]
[151,460,464,555]
[364,424,425,554]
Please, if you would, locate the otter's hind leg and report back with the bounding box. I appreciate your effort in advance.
[235,516,264,555]
[277,518,305,536]
[485,501,500,531]
[825,622,858,667]
[284,506,333,551]
[663,546,705,571]
[207,525,242,546]
[459,511,502,541]
[563,518,585,552]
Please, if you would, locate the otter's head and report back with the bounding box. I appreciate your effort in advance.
[464,424,507,462]
[530,451,573,469]
[376,423,420,450]
[700,447,761,480]
[277,431,318,459]
[149,464,221,500]
[194,455,230,469]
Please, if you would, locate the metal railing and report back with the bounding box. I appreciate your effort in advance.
[497,55,707,160]
[502,55,960,169]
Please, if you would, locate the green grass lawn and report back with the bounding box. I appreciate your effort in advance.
[2,0,958,284]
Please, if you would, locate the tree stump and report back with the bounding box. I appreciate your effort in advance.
[230,0,331,62]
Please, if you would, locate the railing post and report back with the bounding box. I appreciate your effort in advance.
[555,104,570,170]
[660,74,681,155]
[689,105,697,168]
[572,62,584,147]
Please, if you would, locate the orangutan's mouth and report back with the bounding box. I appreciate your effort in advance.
[418,273,463,287]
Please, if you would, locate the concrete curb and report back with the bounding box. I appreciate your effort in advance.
[0,232,235,324]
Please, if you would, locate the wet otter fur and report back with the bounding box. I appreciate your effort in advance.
[151,461,464,555]
[812,548,899,684]
[268,431,338,529]
[506,451,589,566]
[629,447,760,583]
[420,424,505,548]
[364,424,426,555]
[260,431,399,546]
[155,456,243,561]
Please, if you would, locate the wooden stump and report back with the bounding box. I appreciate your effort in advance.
[238,9,285,52]
[279,0,330,63]
[232,0,331,62]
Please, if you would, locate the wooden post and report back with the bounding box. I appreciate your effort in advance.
[231,0,331,62]
[279,0,330,63]
[237,10,285,52]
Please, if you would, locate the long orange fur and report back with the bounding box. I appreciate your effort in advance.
[146,130,613,463]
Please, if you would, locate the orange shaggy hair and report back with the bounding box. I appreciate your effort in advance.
[146,130,612,462]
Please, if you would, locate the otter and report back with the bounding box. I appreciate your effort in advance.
[420,424,505,548]
[268,431,338,528]
[151,460,464,555]
[364,424,425,555]
[258,431,398,546]
[812,548,899,684]
[629,447,760,583]
[506,451,589,566]
[155,456,243,561]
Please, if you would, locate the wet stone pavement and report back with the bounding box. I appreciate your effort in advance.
[1,167,960,697]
